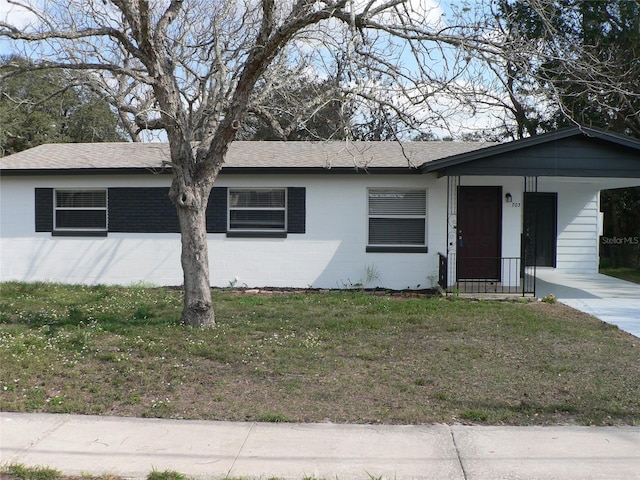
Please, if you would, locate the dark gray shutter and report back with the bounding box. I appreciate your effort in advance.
[207,187,227,233]
[109,187,180,233]
[287,187,306,234]
[35,188,54,232]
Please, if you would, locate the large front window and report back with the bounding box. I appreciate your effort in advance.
[54,189,107,231]
[367,188,427,252]
[228,188,286,232]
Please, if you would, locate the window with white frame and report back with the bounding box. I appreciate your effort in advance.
[367,188,427,252]
[228,188,286,232]
[54,189,108,231]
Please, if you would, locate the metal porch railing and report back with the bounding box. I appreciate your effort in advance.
[438,254,536,296]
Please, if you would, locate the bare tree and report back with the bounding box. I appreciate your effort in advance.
[1,0,509,326]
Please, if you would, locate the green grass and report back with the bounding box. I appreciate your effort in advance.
[0,464,62,480]
[600,267,640,284]
[147,471,187,480]
[1,282,639,425]
[0,465,294,480]
[0,465,193,480]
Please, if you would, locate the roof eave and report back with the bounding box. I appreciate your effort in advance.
[220,166,421,174]
[0,167,172,176]
[0,166,421,176]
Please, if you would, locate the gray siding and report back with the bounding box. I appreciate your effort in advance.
[426,133,640,178]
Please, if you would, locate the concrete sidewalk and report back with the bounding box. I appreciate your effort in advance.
[2,413,639,480]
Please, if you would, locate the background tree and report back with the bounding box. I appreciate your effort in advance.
[0,56,126,156]
[242,72,350,141]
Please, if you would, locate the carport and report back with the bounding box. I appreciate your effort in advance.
[427,126,640,298]
[536,268,640,339]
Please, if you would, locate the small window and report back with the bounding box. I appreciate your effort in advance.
[54,189,107,232]
[228,188,286,232]
[367,188,427,252]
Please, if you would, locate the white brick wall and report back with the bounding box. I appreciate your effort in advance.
[1,172,616,287]
[0,173,449,289]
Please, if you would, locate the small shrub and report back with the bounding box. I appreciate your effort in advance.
[541,294,557,304]
[147,470,186,480]
[67,306,87,325]
[257,412,290,423]
[460,409,489,422]
[1,464,62,480]
[25,387,47,410]
[133,305,155,320]
[413,377,432,386]
[433,391,451,401]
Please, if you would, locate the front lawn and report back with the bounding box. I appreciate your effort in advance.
[1,282,638,425]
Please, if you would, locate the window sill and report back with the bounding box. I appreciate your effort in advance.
[52,230,108,237]
[366,246,428,253]
[226,231,288,239]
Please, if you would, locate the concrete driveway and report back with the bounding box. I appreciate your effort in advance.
[535,269,640,339]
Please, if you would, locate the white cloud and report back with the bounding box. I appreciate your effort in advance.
[0,0,38,29]
[345,76,515,140]
[355,0,446,28]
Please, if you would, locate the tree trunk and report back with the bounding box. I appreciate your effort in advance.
[174,184,215,327]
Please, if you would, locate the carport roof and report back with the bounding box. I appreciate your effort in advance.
[421,126,640,178]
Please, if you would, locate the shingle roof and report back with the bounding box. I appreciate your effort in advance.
[0,140,495,173]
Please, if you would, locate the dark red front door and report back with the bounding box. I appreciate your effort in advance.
[457,186,502,280]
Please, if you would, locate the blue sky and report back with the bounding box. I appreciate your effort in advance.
[0,0,509,140]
